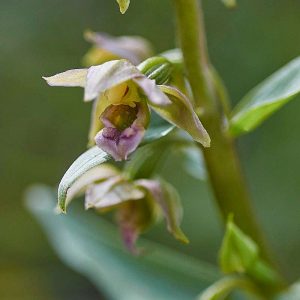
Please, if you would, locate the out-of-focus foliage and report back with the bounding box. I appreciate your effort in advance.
[26,185,220,300]
[1,0,300,299]
[230,57,300,136]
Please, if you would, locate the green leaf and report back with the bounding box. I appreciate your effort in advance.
[25,185,220,300]
[219,216,259,274]
[116,0,130,14]
[230,57,300,136]
[58,147,111,213]
[198,276,262,300]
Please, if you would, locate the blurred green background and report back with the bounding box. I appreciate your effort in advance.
[1,0,300,299]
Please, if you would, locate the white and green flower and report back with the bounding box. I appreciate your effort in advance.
[43,59,210,161]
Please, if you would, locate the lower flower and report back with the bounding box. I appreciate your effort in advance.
[64,163,189,254]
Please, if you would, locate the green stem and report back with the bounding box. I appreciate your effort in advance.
[172,0,275,266]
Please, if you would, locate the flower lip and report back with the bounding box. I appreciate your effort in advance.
[95,101,149,161]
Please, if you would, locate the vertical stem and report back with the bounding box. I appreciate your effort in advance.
[172,0,274,264]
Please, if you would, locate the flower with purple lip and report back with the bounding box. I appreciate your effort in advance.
[91,80,150,160]
[44,58,210,161]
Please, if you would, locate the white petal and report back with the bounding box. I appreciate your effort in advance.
[66,164,119,206]
[43,69,88,87]
[85,176,122,209]
[134,76,171,106]
[84,60,141,101]
[86,178,145,209]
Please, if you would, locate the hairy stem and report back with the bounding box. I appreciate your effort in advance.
[172,0,275,266]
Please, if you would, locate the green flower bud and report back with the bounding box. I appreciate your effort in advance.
[138,56,173,85]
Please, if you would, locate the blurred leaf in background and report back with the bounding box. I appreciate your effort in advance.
[25,185,220,300]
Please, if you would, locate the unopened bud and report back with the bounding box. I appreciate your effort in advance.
[138,56,173,85]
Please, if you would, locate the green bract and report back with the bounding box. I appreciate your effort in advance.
[219,217,282,287]
[219,216,258,274]
[116,0,130,14]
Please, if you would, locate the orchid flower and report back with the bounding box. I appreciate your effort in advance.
[64,163,188,254]
[43,59,210,161]
[83,31,153,66]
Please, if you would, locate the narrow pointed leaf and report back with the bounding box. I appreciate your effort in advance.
[116,0,130,14]
[58,147,111,213]
[230,57,300,136]
[43,69,88,87]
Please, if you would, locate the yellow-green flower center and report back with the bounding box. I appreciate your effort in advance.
[102,104,138,131]
[104,81,140,107]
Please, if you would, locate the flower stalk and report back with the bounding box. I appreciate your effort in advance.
[172,0,276,267]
